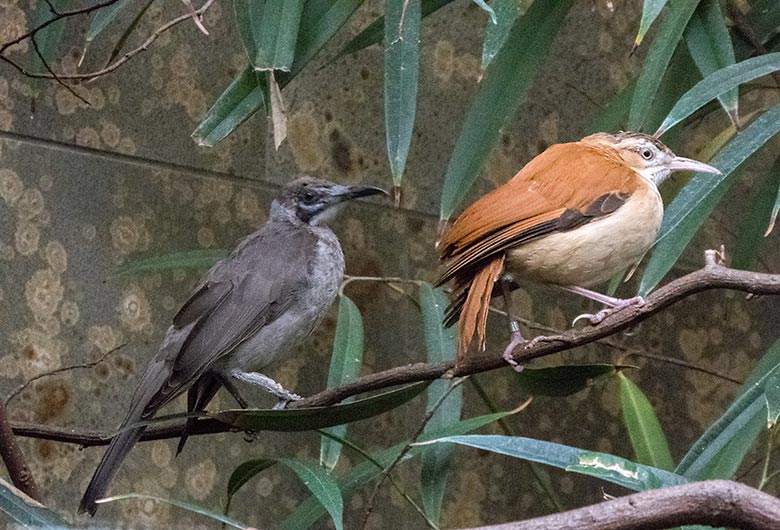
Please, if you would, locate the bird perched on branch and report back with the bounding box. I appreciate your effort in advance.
[436,132,720,364]
[79,177,385,516]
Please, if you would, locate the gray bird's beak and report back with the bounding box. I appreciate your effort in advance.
[667,156,721,175]
[333,185,388,203]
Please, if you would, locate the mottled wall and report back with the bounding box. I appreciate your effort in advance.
[0,0,779,529]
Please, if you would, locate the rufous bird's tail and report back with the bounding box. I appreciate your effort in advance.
[451,256,504,360]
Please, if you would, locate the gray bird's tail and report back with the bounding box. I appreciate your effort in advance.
[78,414,146,516]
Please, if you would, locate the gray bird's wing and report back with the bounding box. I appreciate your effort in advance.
[134,224,320,415]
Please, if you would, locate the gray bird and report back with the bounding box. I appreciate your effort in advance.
[79,177,384,516]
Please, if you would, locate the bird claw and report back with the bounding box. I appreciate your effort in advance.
[272,393,302,410]
[572,296,646,327]
[502,331,526,372]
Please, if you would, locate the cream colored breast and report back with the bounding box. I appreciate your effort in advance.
[506,181,663,287]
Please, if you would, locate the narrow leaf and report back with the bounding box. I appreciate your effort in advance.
[384,0,421,186]
[337,0,455,58]
[627,0,700,131]
[98,493,248,529]
[281,459,343,530]
[114,249,227,276]
[732,159,780,269]
[419,284,460,524]
[683,0,738,126]
[639,105,780,296]
[27,0,68,83]
[635,0,668,46]
[514,364,620,397]
[320,296,364,471]
[0,478,70,529]
[768,165,780,236]
[481,0,522,69]
[439,0,574,220]
[214,382,429,431]
[102,0,155,67]
[85,0,133,42]
[192,67,266,147]
[426,435,687,491]
[657,53,780,136]
[766,372,780,428]
[234,0,306,71]
[471,0,496,23]
[225,459,277,515]
[280,411,517,530]
[619,373,674,470]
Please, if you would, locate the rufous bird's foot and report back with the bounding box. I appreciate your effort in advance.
[502,331,526,372]
[572,296,645,326]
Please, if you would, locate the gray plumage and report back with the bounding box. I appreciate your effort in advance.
[79,177,384,516]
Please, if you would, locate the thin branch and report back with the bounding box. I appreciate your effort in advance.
[621,350,743,385]
[30,36,90,106]
[6,250,780,446]
[0,0,217,82]
[458,480,780,530]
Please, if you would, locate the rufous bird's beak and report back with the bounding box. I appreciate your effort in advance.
[667,156,722,175]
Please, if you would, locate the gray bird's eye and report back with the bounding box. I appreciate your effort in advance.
[301,191,316,204]
[641,148,654,160]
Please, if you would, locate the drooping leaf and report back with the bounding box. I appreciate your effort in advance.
[765,372,780,428]
[85,0,133,42]
[683,0,738,127]
[676,348,780,479]
[98,493,248,529]
[233,0,306,71]
[114,249,227,276]
[27,0,68,90]
[481,0,523,69]
[619,373,674,470]
[635,0,668,47]
[425,435,687,491]
[337,0,455,58]
[101,0,155,67]
[514,364,620,397]
[439,0,574,220]
[627,0,701,131]
[656,53,780,136]
[384,0,421,187]
[320,296,364,471]
[418,284,460,524]
[225,459,277,515]
[280,459,343,530]
[192,66,267,147]
[280,411,517,530]
[732,158,780,269]
[214,382,429,431]
[639,105,780,296]
[0,478,70,529]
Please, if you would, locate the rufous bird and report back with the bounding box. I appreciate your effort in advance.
[436,132,720,365]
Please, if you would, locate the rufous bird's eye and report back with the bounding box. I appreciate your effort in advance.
[641,148,654,160]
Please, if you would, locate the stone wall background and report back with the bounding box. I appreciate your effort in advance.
[0,0,779,528]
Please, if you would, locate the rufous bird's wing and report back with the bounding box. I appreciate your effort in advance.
[437,141,640,355]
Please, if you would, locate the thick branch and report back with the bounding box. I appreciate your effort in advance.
[460,480,780,530]
[8,253,780,445]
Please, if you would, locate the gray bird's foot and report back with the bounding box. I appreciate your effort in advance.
[572,296,645,327]
[230,370,303,406]
[502,331,526,373]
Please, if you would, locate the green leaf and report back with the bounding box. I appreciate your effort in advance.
[619,373,674,470]
[471,0,496,23]
[101,0,155,67]
[418,284,460,524]
[768,164,780,237]
[114,249,227,276]
[234,0,306,71]
[731,158,780,270]
[765,372,780,428]
[85,0,133,42]
[384,0,421,186]
[213,382,429,431]
[585,81,635,135]
[656,53,780,136]
[744,0,780,47]
[514,364,620,397]
[635,0,668,46]
[320,296,364,471]
[683,0,738,127]
[627,0,700,131]
[639,105,780,296]
[192,67,267,147]
[27,0,68,86]
[280,411,516,530]
[0,478,70,529]
[676,348,780,479]
[439,0,574,220]
[426,435,687,491]
[481,0,522,69]
[225,459,277,515]
[98,493,248,529]
[337,0,455,58]
[281,459,343,530]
